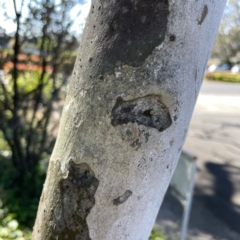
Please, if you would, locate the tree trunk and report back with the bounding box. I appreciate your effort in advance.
[32,0,226,239]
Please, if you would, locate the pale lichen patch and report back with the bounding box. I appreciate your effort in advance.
[115,72,121,78]
[64,98,74,112]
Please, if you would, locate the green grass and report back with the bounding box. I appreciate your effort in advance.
[205,72,240,83]
[149,226,165,240]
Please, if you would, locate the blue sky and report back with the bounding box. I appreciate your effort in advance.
[0,0,91,36]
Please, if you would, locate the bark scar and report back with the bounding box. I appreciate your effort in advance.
[113,190,132,206]
[111,95,172,132]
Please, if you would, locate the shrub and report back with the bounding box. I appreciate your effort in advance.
[149,226,165,240]
[205,72,240,83]
[0,200,31,240]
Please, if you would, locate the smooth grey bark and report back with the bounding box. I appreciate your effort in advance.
[32,0,226,239]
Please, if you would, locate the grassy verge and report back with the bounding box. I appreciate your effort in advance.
[149,226,165,240]
[205,72,240,83]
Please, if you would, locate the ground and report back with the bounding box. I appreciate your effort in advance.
[156,81,240,240]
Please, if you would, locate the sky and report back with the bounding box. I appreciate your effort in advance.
[0,0,91,36]
[0,1,235,37]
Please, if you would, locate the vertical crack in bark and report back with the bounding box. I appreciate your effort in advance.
[111,96,172,132]
[198,5,208,25]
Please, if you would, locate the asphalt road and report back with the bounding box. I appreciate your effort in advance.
[156,81,240,240]
[185,81,240,232]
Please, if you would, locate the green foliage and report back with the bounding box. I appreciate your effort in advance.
[0,131,10,153]
[0,201,31,240]
[0,128,48,227]
[149,227,165,240]
[17,71,51,97]
[0,150,48,227]
[0,0,82,233]
[211,1,240,63]
[2,71,53,104]
[205,72,240,83]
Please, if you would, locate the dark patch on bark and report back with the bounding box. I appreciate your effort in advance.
[169,35,176,42]
[120,124,140,142]
[144,131,150,143]
[113,190,133,206]
[99,0,169,71]
[130,139,142,151]
[41,161,99,240]
[198,5,208,25]
[68,0,169,95]
[111,96,172,132]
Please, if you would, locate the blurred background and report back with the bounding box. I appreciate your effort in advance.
[0,0,239,239]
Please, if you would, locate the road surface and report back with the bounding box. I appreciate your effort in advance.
[156,81,240,240]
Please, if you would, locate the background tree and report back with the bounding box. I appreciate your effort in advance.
[0,0,85,227]
[211,0,240,63]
